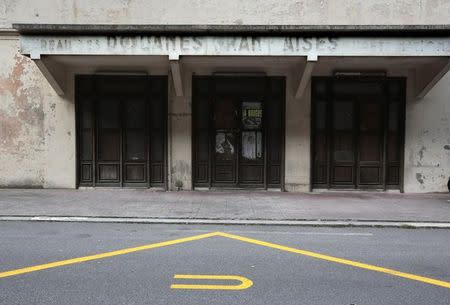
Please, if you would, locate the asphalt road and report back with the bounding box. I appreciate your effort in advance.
[0,222,449,305]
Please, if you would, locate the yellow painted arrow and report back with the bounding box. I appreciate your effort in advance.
[170,274,253,290]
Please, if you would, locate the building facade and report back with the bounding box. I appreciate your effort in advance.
[0,0,449,192]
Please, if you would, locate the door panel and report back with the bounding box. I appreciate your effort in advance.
[125,164,145,181]
[98,164,119,181]
[359,167,380,184]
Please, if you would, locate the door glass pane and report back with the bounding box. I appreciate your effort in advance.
[314,133,327,162]
[81,130,92,160]
[266,99,281,129]
[333,133,353,161]
[197,130,209,161]
[215,132,235,160]
[241,131,263,160]
[125,130,146,161]
[98,99,120,129]
[126,100,145,129]
[242,102,262,130]
[150,130,164,161]
[214,99,238,129]
[98,131,120,161]
[81,98,92,129]
[98,99,120,161]
[387,133,400,162]
[360,102,382,131]
[315,101,327,130]
[242,131,256,159]
[388,103,399,131]
[333,101,353,130]
[150,99,163,129]
[359,133,381,161]
[194,96,210,129]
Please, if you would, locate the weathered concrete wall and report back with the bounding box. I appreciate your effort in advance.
[0,35,75,188]
[1,0,449,29]
[168,64,192,191]
[404,71,450,192]
[43,68,76,189]
[285,65,311,192]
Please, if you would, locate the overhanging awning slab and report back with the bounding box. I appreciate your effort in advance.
[13,28,450,97]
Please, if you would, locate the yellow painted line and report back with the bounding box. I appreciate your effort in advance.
[216,232,450,289]
[0,232,221,279]
[171,274,253,290]
[1,230,449,290]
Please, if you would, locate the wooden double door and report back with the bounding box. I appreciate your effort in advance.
[331,98,385,186]
[193,76,285,189]
[212,97,265,185]
[77,75,167,188]
[312,77,405,190]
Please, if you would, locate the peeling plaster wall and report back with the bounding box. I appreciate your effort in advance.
[404,71,450,192]
[0,37,45,187]
[1,0,450,30]
[0,36,75,188]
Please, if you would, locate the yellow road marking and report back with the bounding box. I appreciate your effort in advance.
[216,232,450,289]
[0,232,220,279]
[0,230,449,290]
[171,274,253,290]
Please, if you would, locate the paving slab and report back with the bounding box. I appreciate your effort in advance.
[0,189,449,223]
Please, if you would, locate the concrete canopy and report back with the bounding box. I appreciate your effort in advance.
[13,27,450,96]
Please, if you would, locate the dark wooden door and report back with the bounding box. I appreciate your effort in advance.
[212,97,239,185]
[312,77,405,190]
[193,76,284,189]
[330,99,385,187]
[123,97,147,184]
[239,101,264,185]
[331,100,356,186]
[212,98,265,186]
[357,98,384,186]
[96,97,122,183]
[77,75,167,188]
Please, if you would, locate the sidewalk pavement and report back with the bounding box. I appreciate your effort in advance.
[0,189,449,227]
